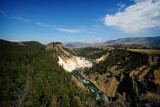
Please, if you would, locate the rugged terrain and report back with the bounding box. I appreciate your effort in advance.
[47,42,160,106]
[82,49,160,106]
[46,41,160,106]
[1,39,160,107]
[46,42,92,72]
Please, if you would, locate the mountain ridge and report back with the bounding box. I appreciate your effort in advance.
[62,36,160,48]
[103,36,160,48]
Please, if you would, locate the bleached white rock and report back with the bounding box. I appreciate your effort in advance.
[58,56,92,72]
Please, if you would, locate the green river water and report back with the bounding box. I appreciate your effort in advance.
[71,70,108,103]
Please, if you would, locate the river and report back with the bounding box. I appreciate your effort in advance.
[71,70,108,103]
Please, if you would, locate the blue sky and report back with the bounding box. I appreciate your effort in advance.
[0,0,160,44]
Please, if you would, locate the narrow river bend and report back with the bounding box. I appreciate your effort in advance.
[71,70,108,103]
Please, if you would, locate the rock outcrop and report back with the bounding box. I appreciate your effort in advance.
[46,42,92,72]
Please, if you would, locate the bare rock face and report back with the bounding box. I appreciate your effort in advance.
[46,42,92,72]
[58,56,92,72]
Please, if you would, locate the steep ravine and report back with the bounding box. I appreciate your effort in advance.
[47,43,160,106]
[57,55,109,101]
[47,43,109,103]
[71,70,108,103]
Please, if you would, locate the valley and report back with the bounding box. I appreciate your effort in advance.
[74,48,160,106]
[71,70,108,102]
[46,41,160,106]
[1,0,160,106]
[0,38,160,107]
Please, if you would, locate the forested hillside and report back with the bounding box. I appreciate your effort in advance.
[73,47,109,59]
[85,49,149,75]
[0,40,97,107]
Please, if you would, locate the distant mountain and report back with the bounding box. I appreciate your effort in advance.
[64,36,160,48]
[103,36,160,48]
[63,42,93,47]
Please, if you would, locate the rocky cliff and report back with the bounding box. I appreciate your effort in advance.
[46,42,92,72]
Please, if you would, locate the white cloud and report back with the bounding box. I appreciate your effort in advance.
[0,10,9,18]
[83,37,104,43]
[0,10,31,22]
[35,22,51,27]
[0,10,83,34]
[104,0,160,33]
[0,10,55,28]
[11,16,31,22]
[94,37,103,42]
[117,3,126,11]
[131,0,146,3]
[93,25,104,29]
[56,28,81,33]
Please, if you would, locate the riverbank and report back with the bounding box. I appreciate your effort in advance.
[71,70,108,103]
